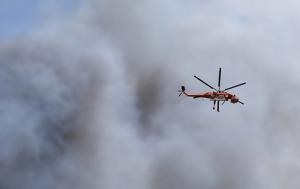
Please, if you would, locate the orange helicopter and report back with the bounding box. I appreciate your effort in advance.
[178,68,246,112]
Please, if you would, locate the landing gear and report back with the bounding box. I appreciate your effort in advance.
[213,100,220,112]
[213,100,216,110]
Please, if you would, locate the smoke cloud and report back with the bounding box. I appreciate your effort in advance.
[1,0,300,188]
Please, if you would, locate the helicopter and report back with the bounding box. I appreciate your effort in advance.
[178,68,246,112]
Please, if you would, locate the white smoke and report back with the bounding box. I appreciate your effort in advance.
[1,0,300,189]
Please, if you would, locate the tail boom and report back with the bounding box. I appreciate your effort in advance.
[178,86,208,98]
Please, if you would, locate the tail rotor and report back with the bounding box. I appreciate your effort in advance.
[178,86,186,96]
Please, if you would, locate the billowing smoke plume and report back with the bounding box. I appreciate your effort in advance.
[1,0,300,189]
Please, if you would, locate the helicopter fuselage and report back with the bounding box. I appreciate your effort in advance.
[184,91,239,103]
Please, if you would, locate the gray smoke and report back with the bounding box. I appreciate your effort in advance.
[1,0,300,188]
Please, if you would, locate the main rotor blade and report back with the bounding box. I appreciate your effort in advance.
[217,101,220,112]
[218,68,221,91]
[223,82,246,91]
[194,75,217,91]
[238,101,244,105]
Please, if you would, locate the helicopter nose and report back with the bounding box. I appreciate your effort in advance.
[231,96,239,103]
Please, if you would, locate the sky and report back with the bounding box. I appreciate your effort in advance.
[1,0,300,189]
[0,0,80,39]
